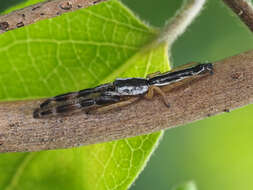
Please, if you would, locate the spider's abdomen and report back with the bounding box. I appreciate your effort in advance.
[113,78,149,96]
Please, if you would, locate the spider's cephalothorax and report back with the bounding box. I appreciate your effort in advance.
[33,63,213,118]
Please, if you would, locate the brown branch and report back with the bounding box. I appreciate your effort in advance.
[223,0,253,32]
[0,50,253,152]
[0,0,107,34]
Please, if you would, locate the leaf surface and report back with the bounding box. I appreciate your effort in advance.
[0,1,170,189]
[173,181,197,190]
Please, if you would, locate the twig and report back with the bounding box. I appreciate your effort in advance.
[158,0,206,45]
[0,0,107,34]
[0,50,253,153]
[223,0,253,32]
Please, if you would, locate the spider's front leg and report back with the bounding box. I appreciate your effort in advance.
[39,92,79,108]
[54,94,122,115]
[33,94,121,118]
[90,96,140,113]
[39,83,114,108]
[33,98,94,118]
[144,86,170,108]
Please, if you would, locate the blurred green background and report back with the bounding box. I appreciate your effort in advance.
[121,0,253,190]
[0,0,27,12]
[2,0,253,189]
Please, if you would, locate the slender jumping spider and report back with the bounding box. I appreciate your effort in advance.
[33,63,213,118]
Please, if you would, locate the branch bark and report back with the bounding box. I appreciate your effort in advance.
[0,0,107,34]
[223,0,253,32]
[0,50,253,153]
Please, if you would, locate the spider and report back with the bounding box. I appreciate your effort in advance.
[33,62,213,118]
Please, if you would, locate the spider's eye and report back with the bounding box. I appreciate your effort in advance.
[123,89,130,93]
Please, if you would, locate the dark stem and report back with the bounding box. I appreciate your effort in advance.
[223,0,253,32]
[0,0,107,34]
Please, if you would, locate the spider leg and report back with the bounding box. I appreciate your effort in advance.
[144,86,170,107]
[40,92,79,108]
[146,71,162,78]
[168,62,198,73]
[145,74,208,109]
[94,94,121,105]
[34,98,95,118]
[40,83,114,108]
[53,95,121,115]
[34,93,121,118]
[89,97,140,114]
[146,63,199,81]
[77,83,114,98]
[55,99,94,114]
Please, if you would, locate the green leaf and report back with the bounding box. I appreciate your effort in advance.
[172,181,197,190]
[0,0,170,189]
[0,0,169,100]
[0,133,162,190]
